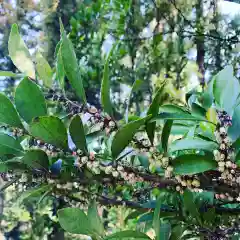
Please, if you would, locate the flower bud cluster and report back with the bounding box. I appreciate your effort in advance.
[175,175,202,193]
[214,114,237,185]
[29,138,64,158]
[215,192,234,202]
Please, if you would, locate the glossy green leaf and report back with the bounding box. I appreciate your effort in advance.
[8,24,35,79]
[15,77,47,123]
[0,93,23,128]
[228,105,240,141]
[101,43,118,117]
[69,115,88,154]
[22,149,49,170]
[153,195,162,240]
[111,116,150,159]
[56,44,65,89]
[30,116,68,149]
[87,201,105,236]
[0,71,19,77]
[191,103,206,119]
[159,104,188,114]
[104,230,151,240]
[60,20,86,103]
[169,139,218,152]
[125,79,143,123]
[58,208,93,235]
[36,51,53,88]
[172,154,217,175]
[0,133,24,156]
[161,120,173,153]
[213,65,240,114]
[159,222,171,240]
[17,184,51,205]
[146,86,165,144]
[183,190,201,224]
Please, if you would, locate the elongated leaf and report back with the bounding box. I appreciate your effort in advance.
[0,133,24,156]
[152,113,213,124]
[101,43,118,117]
[8,24,35,79]
[213,65,240,114]
[125,79,143,123]
[172,154,217,175]
[169,139,218,152]
[88,201,105,236]
[159,104,188,114]
[17,184,51,205]
[58,208,93,235]
[0,93,23,128]
[36,51,53,88]
[60,20,86,102]
[69,115,88,154]
[159,222,171,240]
[56,44,65,89]
[22,149,49,170]
[228,105,240,141]
[15,77,47,123]
[162,120,173,153]
[0,71,18,77]
[30,116,68,149]
[183,190,201,224]
[153,195,162,239]
[146,86,165,144]
[191,103,206,119]
[111,116,150,159]
[104,230,151,240]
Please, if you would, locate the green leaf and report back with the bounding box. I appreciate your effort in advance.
[159,222,171,240]
[146,86,165,144]
[111,116,150,159]
[16,184,51,205]
[191,103,206,119]
[87,201,105,236]
[30,116,68,149]
[0,93,23,128]
[56,44,65,89]
[15,77,47,123]
[152,113,212,124]
[159,105,188,114]
[172,154,217,175]
[69,115,88,154]
[183,190,201,224]
[0,71,19,77]
[153,195,162,240]
[101,43,118,117]
[104,230,151,240]
[213,65,240,114]
[58,207,93,235]
[36,51,53,88]
[169,139,218,153]
[228,105,240,141]
[8,24,35,79]
[0,133,24,156]
[161,120,173,153]
[125,79,143,123]
[169,225,186,240]
[59,20,86,103]
[22,149,49,170]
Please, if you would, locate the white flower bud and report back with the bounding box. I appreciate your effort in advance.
[109,121,115,128]
[117,166,124,171]
[219,127,226,134]
[218,166,225,172]
[181,180,187,187]
[192,179,200,187]
[220,154,225,160]
[105,166,113,174]
[175,175,181,182]
[166,166,173,172]
[176,186,181,192]
[226,161,232,168]
[81,156,88,164]
[112,171,119,177]
[187,180,192,187]
[220,144,226,150]
[218,161,225,167]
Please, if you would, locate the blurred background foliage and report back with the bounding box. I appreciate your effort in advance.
[0,0,240,239]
